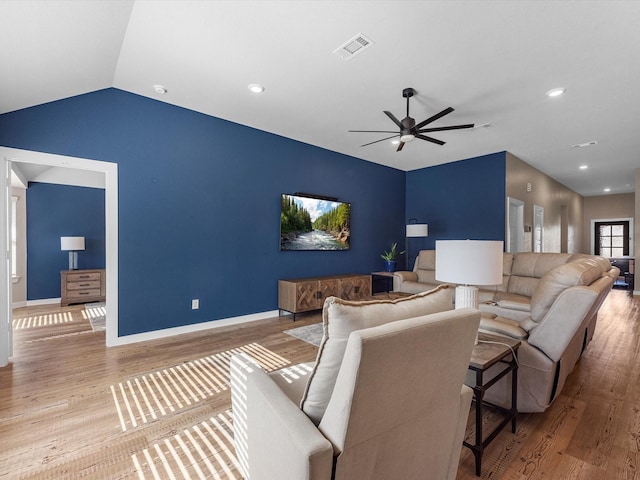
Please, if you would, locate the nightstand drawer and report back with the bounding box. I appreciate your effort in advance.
[66,272,102,282]
[66,289,102,300]
[67,280,101,290]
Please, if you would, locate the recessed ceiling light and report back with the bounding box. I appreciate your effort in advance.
[604,188,611,192]
[153,85,167,94]
[248,83,265,94]
[579,165,588,170]
[546,87,566,97]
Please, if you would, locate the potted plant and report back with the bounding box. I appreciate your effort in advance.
[381,242,405,272]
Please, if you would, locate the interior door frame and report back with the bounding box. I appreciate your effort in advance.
[0,147,119,352]
[1,156,11,366]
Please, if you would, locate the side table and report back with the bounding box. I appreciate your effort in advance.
[464,332,520,476]
[371,271,394,294]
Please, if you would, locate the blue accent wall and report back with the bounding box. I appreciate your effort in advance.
[406,152,506,266]
[1,88,405,336]
[26,182,106,300]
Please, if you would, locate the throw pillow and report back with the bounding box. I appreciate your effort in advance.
[300,285,453,424]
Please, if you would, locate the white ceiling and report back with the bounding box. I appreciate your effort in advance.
[2,0,639,197]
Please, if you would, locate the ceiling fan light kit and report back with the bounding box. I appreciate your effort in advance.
[350,87,474,152]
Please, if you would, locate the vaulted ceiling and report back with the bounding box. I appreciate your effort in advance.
[2,1,638,196]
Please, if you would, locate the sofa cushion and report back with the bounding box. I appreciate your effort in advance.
[300,285,453,424]
[508,253,572,298]
[414,249,436,271]
[530,259,604,323]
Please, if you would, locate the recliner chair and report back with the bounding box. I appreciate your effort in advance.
[230,307,480,480]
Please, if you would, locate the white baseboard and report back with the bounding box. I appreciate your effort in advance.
[18,298,61,308]
[111,309,281,347]
[634,290,640,296]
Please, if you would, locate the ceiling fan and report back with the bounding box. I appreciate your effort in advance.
[350,87,474,152]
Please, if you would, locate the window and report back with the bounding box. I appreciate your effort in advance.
[11,195,17,277]
[594,220,629,257]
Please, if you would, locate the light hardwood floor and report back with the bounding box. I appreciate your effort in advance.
[1,290,638,479]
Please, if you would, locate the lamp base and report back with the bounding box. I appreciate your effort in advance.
[455,285,479,345]
[68,251,78,270]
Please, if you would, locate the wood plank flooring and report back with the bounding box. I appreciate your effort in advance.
[1,290,638,479]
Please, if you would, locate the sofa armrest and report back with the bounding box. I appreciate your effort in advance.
[479,302,531,322]
[231,354,334,480]
[392,271,418,290]
[479,316,528,339]
[528,287,597,362]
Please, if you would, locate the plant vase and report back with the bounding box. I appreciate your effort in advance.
[384,260,397,272]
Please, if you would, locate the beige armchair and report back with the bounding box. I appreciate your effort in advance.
[231,306,480,480]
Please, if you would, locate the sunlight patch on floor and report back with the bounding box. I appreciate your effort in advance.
[111,343,290,432]
[131,410,241,480]
[13,311,75,329]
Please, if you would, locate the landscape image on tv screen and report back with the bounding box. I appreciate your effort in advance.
[280,194,350,251]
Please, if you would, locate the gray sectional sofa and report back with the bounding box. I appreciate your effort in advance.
[393,250,619,412]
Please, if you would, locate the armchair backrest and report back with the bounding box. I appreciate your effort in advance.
[318,308,480,480]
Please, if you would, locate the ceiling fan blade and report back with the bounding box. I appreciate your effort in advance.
[396,141,405,152]
[384,111,403,128]
[360,134,400,147]
[349,130,400,134]
[417,124,474,133]
[416,134,445,146]
[414,107,455,130]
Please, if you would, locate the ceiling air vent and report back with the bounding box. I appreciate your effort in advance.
[333,33,374,60]
[571,140,598,148]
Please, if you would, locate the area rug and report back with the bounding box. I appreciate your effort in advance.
[85,302,106,332]
[284,323,323,347]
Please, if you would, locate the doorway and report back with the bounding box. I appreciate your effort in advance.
[1,147,119,367]
[506,197,525,253]
[533,205,544,253]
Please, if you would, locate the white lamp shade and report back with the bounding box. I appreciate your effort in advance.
[406,224,429,237]
[61,236,85,251]
[435,240,503,285]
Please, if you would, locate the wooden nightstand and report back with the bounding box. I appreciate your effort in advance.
[60,269,106,306]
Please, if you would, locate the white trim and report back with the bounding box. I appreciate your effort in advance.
[25,298,61,306]
[0,147,118,347]
[12,298,59,309]
[1,155,10,366]
[111,310,280,346]
[590,217,634,257]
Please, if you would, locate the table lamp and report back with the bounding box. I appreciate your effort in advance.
[435,240,504,343]
[61,236,85,270]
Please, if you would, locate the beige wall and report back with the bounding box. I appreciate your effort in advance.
[12,186,27,306]
[582,193,635,255]
[506,153,583,253]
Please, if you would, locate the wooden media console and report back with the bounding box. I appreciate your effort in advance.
[278,274,371,319]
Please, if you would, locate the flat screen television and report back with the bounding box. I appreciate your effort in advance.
[280,193,350,251]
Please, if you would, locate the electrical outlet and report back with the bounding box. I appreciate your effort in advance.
[191,299,199,310]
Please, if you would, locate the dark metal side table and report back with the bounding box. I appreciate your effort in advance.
[464,332,520,476]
